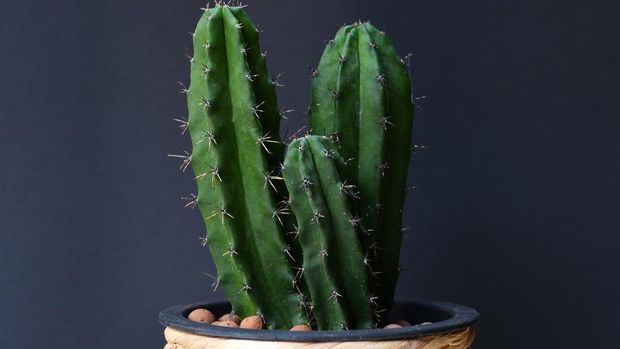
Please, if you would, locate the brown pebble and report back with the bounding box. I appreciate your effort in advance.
[396,320,411,327]
[290,324,312,331]
[240,315,263,329]
[383,324,403,329]
[187,308,215,324]
[212,320,239,328]
[219,313,241,325]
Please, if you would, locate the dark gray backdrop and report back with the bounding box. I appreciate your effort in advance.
[1,0,618,348]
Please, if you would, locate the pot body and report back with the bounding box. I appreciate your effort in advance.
[163,326,475,349]
[160,299,478,349]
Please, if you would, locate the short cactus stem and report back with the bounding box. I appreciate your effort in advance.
[283,136,374,330]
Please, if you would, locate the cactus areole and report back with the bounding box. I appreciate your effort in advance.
[178,4,417,331]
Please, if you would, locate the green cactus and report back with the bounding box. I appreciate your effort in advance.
[176,3,414,330]
[184,4,307,329]
[283,136,374,330]
[309,22,413,315]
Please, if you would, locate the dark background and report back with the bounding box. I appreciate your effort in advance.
[1,0,618,348]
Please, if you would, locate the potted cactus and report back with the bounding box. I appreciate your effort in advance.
[161,3,478,348]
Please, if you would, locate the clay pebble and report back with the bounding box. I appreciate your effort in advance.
[290,324,312,331]
[212,320,239,328]
[218,313,241,325]
[187,308,215,324]
[383,324,403,329]
[240,315,264,329]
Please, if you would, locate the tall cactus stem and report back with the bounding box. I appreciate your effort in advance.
[187,5,307,329]
[310,22,413,314]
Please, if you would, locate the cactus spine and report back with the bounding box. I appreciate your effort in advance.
[283,136,374,330]
[310,22,413,315]
[186,4,306,329]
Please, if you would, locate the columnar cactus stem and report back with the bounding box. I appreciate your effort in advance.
[310,22,413,315]
[187,5,306,329]
[283,136,374,330]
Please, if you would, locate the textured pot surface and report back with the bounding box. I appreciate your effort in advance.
[163,326,475,349]
[160,299,478,348]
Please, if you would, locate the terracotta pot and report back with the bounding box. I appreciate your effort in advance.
[160,299,478,348]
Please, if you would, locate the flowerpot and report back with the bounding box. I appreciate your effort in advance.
[159,298,478,348]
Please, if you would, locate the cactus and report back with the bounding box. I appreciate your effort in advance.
[184,4,307,329]
[176,3,414,330]
[283,136,374,330]
[309,22,413,315]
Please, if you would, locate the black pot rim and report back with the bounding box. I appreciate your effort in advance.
[159,298,479,342]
